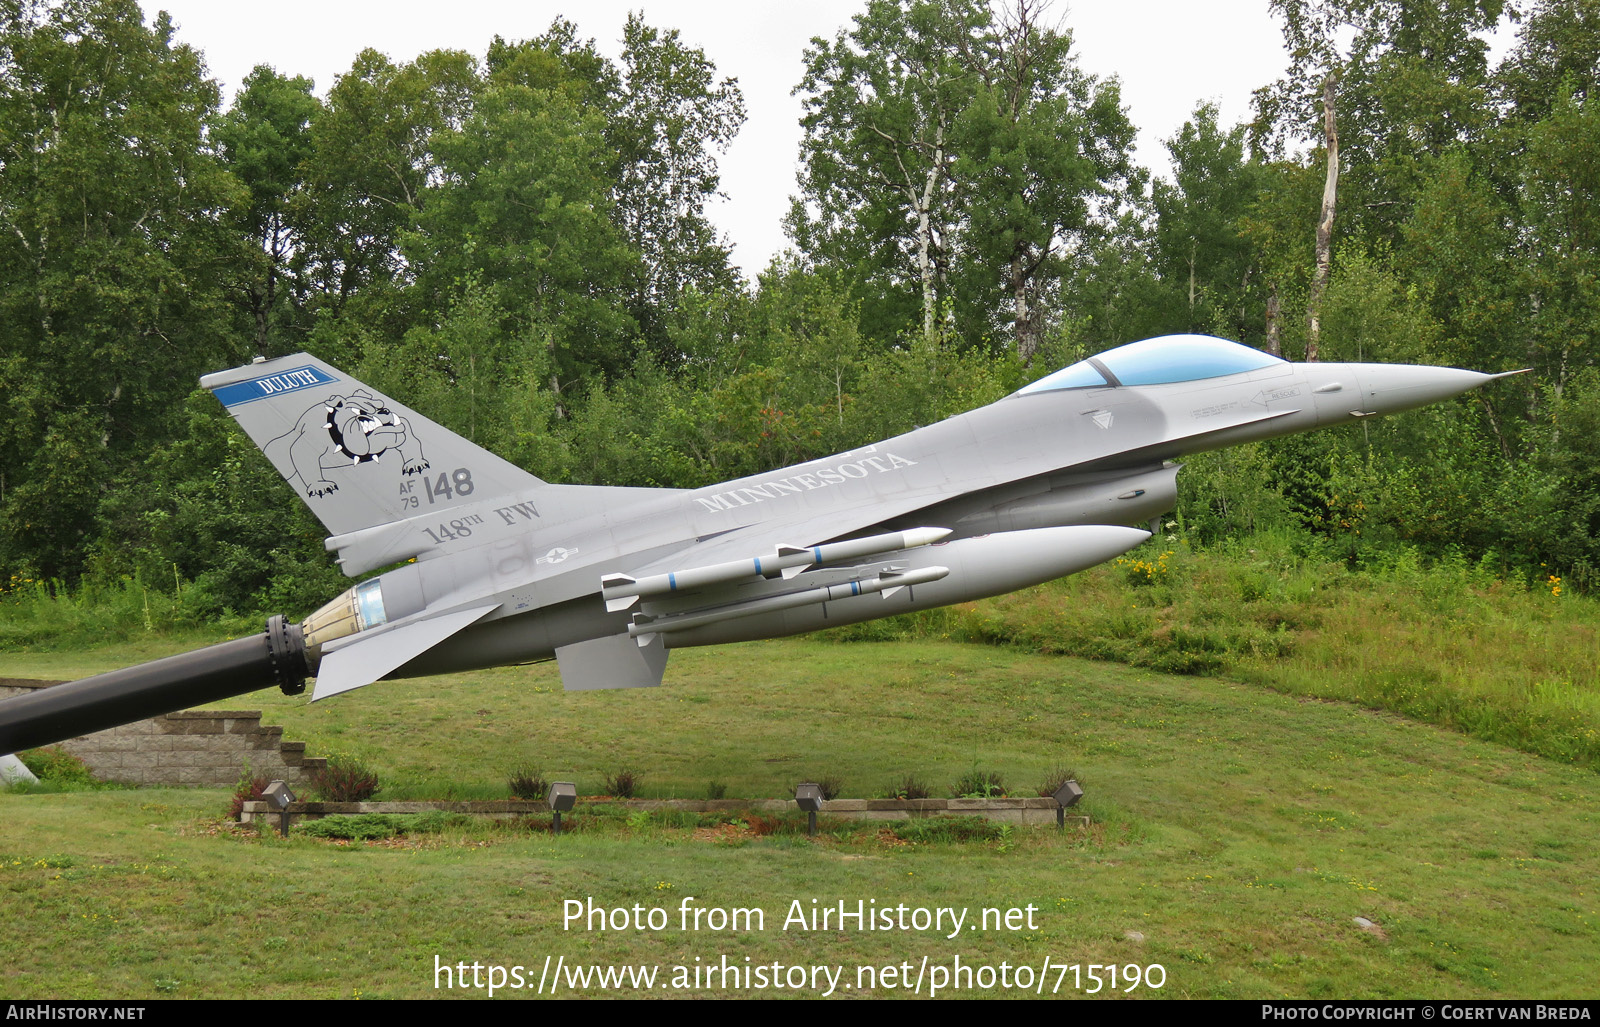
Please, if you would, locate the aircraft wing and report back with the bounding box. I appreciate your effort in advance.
[506,485,959,693]
[604,413,1297,582]
[592,406,1306,629]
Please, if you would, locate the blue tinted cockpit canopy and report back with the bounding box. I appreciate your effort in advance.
[1014,334,1286,396]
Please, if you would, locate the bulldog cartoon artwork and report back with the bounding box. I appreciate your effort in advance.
[265,387,431,499]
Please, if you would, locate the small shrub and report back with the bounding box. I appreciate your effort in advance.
[1036,764,1084,798]
[296,811,475,840]
[604,769,641,798]
[951,767,1007,798]
[1116,549,1173,587]
[313,754,380,802]
[299,814,403,840]
[705,780,727,800]
[228,773,270,821]
[18,747,96,786]
[507,764,547,801]
[886,775,930,800]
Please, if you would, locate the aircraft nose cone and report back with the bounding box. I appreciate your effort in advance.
[1352,364,1494,418]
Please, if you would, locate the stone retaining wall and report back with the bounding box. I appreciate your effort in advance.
[1,679,325,787]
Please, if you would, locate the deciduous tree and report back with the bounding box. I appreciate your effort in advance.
[213,66,320,357]
[611,14,746,351]
[0,0,242,577]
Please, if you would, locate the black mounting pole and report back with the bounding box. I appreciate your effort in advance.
[0,616,309,755]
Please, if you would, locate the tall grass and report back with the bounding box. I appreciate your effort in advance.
[0,573,255,652]
[822,530,1600,770]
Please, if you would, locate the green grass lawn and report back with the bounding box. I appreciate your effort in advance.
[3,636,1598,999]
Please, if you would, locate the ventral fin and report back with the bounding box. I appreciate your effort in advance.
[557,632,669,690]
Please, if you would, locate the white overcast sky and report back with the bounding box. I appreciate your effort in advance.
[134,1,1325,279]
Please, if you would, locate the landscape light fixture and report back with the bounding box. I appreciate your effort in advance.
[1052,780,1084,829]
[263,780,296,838]
[547,782,577,835]
[795,783,824,836]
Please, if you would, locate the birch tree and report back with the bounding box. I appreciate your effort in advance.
[792,0,1132,357]
[955,0,1134,361]
[792,0,983,342]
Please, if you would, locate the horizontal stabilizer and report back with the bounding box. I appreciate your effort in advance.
[323,520,433,578]
[312,604,499,701]
[556,633,669,690]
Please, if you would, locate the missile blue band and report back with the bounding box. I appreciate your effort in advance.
[754,558,763,575]
[813,547,822,563]
[851,581,861,596]
[668,573,677,591]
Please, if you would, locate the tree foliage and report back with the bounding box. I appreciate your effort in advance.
[0,0,244,578]
[612,13,747,351]
[792,0,1132,359]
[2,0,1600,610]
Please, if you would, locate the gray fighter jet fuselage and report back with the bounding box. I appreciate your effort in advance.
[193,334,1507,700]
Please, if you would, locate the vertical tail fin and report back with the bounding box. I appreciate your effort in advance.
[202,353,545,538]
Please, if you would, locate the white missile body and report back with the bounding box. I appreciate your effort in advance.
[601,526,952,611]
[628,565,950,643]
[650,523,1151,649]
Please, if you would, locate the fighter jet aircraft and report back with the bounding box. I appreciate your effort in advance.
[215,330,1521,693]
[0,333,1519,753]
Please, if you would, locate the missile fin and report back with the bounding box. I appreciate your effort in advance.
[777,544,811,578]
